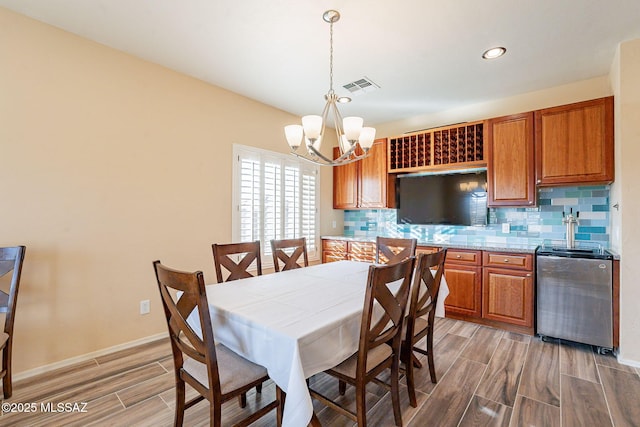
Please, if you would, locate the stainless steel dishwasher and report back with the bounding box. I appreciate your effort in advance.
[536,245,614,353]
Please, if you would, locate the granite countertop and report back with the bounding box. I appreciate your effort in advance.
[321,235,539,254]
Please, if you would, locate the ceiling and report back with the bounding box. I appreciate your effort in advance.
[2,0,640,126]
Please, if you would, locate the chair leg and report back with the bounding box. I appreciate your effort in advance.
[427,328,437,384]
[256,382,262,393]
[338,379,346,396]
[391,355,403,427]
[406,350,418,408]
[355,382,367,427]
[175,379,186,427]
[211,400,222,427]
[238,392,247,408]
[2,346,12,399]
[276,386,285,427]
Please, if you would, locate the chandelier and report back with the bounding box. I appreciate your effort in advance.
[284,10,376,166]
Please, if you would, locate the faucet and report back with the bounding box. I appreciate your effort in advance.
[563,209,579,249]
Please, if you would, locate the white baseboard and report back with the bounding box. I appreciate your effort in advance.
[617,354,640,368]
[14,332,169,381]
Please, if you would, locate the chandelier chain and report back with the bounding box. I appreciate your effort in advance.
[329,20,334,94]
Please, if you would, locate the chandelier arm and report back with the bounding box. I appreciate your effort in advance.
[291,150,367,166]
[306,144,338,164]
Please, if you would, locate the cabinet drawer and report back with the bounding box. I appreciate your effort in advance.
[416,246,441,256]
[322,239,347,252]
[348,241,376,262]
[483,252,533,270]
[446,250,482,265]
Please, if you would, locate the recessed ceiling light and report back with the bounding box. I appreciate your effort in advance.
[337,96,352,103]
[482,47,506,60]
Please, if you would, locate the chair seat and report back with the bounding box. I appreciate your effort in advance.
[329,343,393,379]
[184,344,268,394]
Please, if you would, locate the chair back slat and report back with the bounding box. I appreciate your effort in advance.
[270,238,309,272]
[375,237,417,264]
[358,257,414,373]
[212,241,262,283]
[153,261,220,389]
[406,250,447,342]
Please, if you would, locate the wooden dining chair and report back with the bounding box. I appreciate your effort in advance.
[375,236,417,264]
[212,241,262,283]
[153,261,282,427]
[270,237,308,272]
[0,246,26,399]
[403,249,447,407]
[308,257,415,427]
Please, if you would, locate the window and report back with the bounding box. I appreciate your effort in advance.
[232,144,319,263]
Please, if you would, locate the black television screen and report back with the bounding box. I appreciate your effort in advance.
[396,171,488,226]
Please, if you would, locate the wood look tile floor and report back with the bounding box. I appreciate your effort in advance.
[2,317,640,426]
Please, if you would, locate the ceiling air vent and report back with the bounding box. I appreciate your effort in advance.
[342,77,380,96]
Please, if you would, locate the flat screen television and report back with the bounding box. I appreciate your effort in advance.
[396,170,488,226]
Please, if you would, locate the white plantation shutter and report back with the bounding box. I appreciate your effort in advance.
[233,145,319,262]
[301,167,317,253]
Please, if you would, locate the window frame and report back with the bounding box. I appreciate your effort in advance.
[232,144,320,267]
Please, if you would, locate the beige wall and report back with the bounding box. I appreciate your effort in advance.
[375,76,612,138]
[612,39,640,364]
[0,7,339,375]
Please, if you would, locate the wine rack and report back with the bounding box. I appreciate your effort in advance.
[388,121,485,172]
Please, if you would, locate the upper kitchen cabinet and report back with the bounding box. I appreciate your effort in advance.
[487,112,536,207]
[333,138,395,209]
[535,96,614,186]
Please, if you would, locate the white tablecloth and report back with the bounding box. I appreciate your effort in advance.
[188,260,448,427]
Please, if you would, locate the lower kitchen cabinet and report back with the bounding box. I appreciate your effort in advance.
[321,239,375,263]
[444,250,483,318]
[348,241,376,262]
[321,239,348,263]
[323,238,536,334]
[483,267,533,327]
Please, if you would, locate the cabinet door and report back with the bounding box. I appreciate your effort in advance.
[483,267,533,327]
[333,147,359,209]
[360,139,390,208]
[487,112,535,207]
[443,265,482,318]
[535,96,614,185]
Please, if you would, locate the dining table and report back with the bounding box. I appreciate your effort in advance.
[187,260,449,427]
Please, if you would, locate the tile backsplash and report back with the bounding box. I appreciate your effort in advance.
[342,185,611,248]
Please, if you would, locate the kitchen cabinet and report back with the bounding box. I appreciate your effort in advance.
[333,138,395,209]
[348,241,376,262]
[321,239,376,263]
[535,96,614,186]
[482,252,534,328]
[321,239,348,263]
[388,121,486,173]
[444,249,482,318]
[487,112,536,207]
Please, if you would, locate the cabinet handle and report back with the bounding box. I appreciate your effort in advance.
[456,255,461,258]
[528,201,533,204]
[526,273,532,277]
[504,259,509,262]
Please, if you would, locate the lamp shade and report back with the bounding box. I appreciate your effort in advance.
[343,116,363,142]
[285,125,303,148]
[358,127,376,149]
[302,115,323,140]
